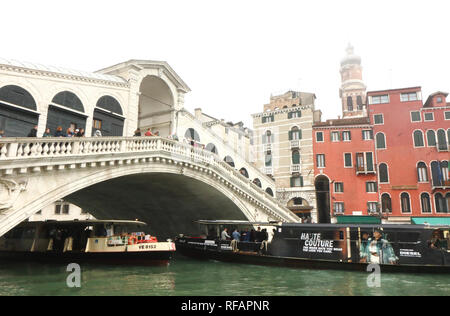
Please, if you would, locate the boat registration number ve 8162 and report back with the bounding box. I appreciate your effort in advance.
[138,244,157,250]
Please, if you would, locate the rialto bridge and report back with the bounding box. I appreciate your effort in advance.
[0,136,299,238]
[0,58,300,237]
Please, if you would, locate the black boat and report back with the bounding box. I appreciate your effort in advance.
[0,220,176,266]
[175,220,450,273]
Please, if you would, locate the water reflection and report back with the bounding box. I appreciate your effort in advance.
[0,257,449,296]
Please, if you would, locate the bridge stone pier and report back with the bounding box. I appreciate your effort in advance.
[0,137,299,238]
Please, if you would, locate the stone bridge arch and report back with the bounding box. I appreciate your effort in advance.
[0,137,299,237]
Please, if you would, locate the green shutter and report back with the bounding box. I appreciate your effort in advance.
[288,112,292,119]
[299,129,302,139]
[288,131,293,140]
[300,176,304,187]
[290,177,294,187]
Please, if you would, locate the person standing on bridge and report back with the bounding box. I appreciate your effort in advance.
[145,128,153,136]
[27,125,38,137]
[0,130,4,138]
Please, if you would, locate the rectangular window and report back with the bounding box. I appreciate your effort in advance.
[367,202,378,214]
[362,130,373,140]
[93,119,102,130]
[366,182,377,193]
[55,204,62,215]
[334,202,345,214]
[262,115,274,124]
[316,154,325,168]
[445,111,450,120]
[374,114,384,125]
[316,131,324,142]
[344,153,352,167]
[290,176,304,187]
[334,182,344,193]
[410,111,421,122]
[401,92,418,102]
[424,112,434,121]
[342,131,351,141]
[370,95,389,104]
[366,152,374,171]
[331,131,340,142]
[288,111,301,119]
[62,204,70,215]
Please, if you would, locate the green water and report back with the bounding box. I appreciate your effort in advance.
[0,255,449,296]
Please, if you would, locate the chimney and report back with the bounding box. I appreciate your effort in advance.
[194,108,202,120]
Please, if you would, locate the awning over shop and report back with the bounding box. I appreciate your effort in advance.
[336,215,381,224]
[411,217,450,226]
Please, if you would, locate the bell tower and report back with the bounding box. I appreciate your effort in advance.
[339,44,367,118]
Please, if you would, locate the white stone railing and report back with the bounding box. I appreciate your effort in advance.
[0,136,299,222]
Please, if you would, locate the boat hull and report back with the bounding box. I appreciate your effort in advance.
[0,250,174,266]
[176,242,450,274]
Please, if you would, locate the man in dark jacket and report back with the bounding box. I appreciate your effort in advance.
[27,125,38,137]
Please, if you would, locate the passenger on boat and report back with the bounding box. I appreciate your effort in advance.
[430,230,445,249]
[360,229,398,265]
[232,229,241,241]
[241,229,249,242]
[221,228,231,240]
[359,233,370,263]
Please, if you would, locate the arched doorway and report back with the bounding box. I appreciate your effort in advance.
[315,175,330,223]
[265,187,274,197]
[46,91,87,135]
[205,143,218,155]
[93,96,124,136]
[253,178,262,188]
[138,75,174,137]
[0,85,39,137]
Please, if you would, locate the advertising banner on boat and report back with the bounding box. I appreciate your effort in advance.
[299,230,348,261]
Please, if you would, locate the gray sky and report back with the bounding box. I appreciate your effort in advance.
[2,0,449,127]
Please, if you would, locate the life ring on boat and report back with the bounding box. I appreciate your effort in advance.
[128,236,137,245]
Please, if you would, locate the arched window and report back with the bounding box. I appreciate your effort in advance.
[427,130,436,147]
[376,133,386,149]
[289,126,302,140]
[420,193,432,213]
[378,163,389,183]
[435,193,447,213]
[0,85,37,110]
[265,188,274,197]
[417,162,428,182]
[292,150,300,165]
[437,129,447,151]
[185,128,200,142]
[401,192,411,213]
[347,96,353,111]
[357,96,363,110]
[96,96,123,115]
[253,178,262,188]
[224,156,235,168]
[205,143,218,155]
[381,193,392,213]
[262,130,273,144]
[413,130,424,147]
[52,91,84,112]
[239,168,249,178]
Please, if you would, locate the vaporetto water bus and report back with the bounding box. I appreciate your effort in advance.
[175,220,450,273]
[0,220,176,265]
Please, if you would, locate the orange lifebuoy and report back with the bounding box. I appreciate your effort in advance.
[128,236,137,245]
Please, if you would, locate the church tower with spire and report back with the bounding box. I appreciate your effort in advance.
[339,44,367,118]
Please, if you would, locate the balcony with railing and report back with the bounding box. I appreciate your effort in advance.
[263,167,273,176]
[290,164,301,174]
[356,163,376,175]
[290,140,300,149]
[263,143,272,153]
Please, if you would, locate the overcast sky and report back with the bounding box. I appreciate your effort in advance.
[2,0,449,127]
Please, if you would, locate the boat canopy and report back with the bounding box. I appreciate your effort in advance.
[195,220,281,226]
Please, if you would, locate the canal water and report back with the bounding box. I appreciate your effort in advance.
[0,255,449,296]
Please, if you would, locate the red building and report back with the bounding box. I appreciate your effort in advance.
[313,117,377,223]
[367,87,450,221]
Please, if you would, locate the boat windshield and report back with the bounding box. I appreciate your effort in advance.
[429,229,450,251]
